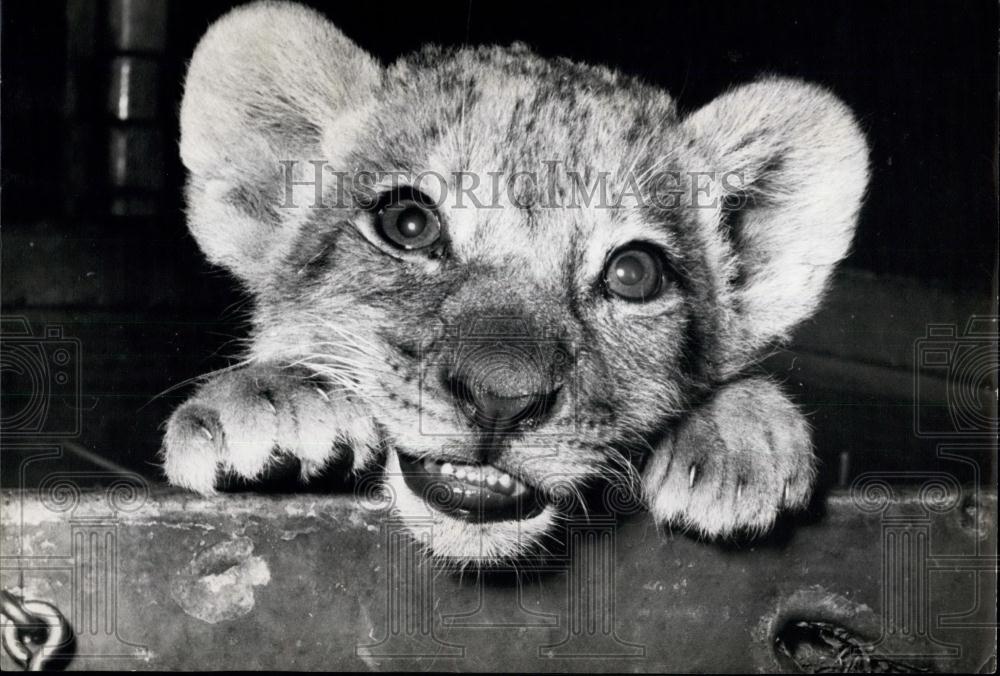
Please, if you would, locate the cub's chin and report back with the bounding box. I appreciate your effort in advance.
[384,448,559,564]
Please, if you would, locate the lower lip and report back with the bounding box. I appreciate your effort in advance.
[396,453,544,523]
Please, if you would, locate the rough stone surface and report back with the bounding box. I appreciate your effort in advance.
[0,487,995,671]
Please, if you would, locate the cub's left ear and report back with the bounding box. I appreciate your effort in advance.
[684,77,869,371]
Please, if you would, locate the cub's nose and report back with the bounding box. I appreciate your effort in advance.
[434,315,572,436]
[447,376,560,433]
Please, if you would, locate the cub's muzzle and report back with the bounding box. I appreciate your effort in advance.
[435,316,571,440]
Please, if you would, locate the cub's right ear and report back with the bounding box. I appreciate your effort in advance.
[180,1,380,287]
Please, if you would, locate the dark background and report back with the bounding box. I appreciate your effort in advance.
[1,1,996,488]
[4,0,997,288]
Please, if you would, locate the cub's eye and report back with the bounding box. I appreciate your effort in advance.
[375,193,441,250]
[603,244,666,302]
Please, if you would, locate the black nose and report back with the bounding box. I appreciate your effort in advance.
[447,375,560,433]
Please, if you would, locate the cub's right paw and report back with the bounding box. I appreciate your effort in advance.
[161,365,376,494]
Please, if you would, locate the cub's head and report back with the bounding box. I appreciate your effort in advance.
[180,2,868,562]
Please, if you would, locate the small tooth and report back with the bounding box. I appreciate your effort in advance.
[498,474,513,489]
[486,474,497,487]
[455,467,467,480]
[464,489,473,497]
[441,462,454,476]
[468,468,481,483]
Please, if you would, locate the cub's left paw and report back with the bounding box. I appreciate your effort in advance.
[643,378,816,537]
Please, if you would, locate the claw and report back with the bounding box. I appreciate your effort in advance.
[198,425,214,442]
[315,387,330,402]
[736,481,744,500]
[688,464,698,489]
[781,481,788,506]
[263,398,277,414]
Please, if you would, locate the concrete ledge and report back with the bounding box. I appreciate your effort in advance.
[1,486,996,671]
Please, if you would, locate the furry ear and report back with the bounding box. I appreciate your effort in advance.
[180,1,380,286]
[684,77,869,373]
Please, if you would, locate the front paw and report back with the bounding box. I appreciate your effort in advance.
[643,378,816,537]
[161,365,376,494]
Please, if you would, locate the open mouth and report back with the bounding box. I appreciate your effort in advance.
[397,452,545,523]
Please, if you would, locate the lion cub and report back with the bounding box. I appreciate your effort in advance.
[163,1,868,562]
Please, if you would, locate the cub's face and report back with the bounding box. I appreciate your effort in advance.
[179,3,867,561]
[255,52,713,560]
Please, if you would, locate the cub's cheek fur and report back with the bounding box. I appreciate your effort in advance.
[163,0,870,559]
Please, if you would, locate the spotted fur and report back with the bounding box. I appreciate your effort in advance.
[164,1,869,561]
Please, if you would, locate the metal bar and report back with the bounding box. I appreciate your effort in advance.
[1,486,995,671]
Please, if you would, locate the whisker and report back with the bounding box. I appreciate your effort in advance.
[143,358,255,408]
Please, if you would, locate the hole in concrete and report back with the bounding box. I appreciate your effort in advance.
[196,556,243,578]
[171,537,271,624]
[773,618,929,673]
